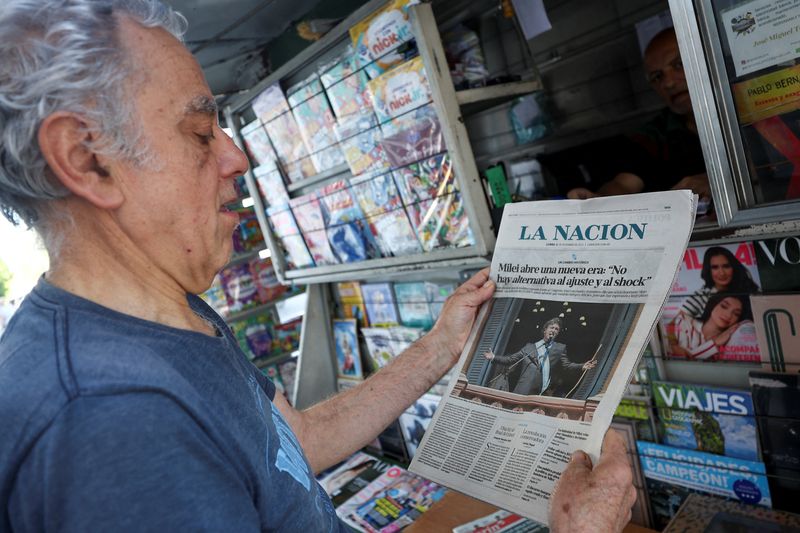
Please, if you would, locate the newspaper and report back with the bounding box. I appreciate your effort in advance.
[409,191,696,524]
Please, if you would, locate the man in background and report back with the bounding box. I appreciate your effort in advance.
[484,317,597,396]
[0,1,635,531]
[568,27,711,200]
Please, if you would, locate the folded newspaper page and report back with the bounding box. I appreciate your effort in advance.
[409,191,696,524]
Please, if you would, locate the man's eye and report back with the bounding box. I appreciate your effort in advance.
[196,132,214,145]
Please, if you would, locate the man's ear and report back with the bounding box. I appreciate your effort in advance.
[38,111,124,209]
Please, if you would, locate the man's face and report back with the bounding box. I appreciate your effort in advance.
[543,323,560,341]
[107,18,248,293]
[644,32,692,116]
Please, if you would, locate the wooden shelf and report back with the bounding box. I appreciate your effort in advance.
[456,79,542,115]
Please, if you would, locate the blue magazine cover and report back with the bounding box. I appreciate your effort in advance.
[653,381,759,461]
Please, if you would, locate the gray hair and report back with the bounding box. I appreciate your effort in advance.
[0,0,187,234]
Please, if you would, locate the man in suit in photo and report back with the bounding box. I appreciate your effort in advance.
[484,318,597,396]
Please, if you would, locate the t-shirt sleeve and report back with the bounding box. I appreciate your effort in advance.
[8,393,261,532]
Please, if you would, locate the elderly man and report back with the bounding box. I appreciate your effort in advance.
[0,1,635,531]
[568,27,710,200]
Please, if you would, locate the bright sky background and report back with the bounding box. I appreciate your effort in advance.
[0,217,49,302]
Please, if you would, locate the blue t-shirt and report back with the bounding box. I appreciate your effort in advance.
[0,278,346,532]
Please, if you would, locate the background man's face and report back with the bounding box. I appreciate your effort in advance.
[644,32,692,116]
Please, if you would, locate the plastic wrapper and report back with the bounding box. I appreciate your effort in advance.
[393,281,433,329]
[368,56,431,123]
[286,74,323,107]
[404,192,474,251]
[325,69,372,119]
[254,166,289,208]
[361,282,399,326]
[309,144,346,174]
[363,41,418,79]
[319,46,357,88]
[442,24,489,88]
[289,193,325,233]
[279,234,315,269]
[251,83,290,124]
[367,208,422,257]
[264,111,308,166]
[231,314,274,360]
[232,208,264,253]
[319,180,362,224]
[380,104,445,168]
[241,121,278,170]
[219,262,259,312]
[509,92,551,144]
[329,220,381,263]
[303,229,339,266]
[283,157,317,183]
[266,204,300,238]
[424,281,455,302]
[393,152,456,205]
[250,257,287,303]
[350,172,403,216]
[292,92,339,156]
[349,0,420,68]
[339,125,390,176]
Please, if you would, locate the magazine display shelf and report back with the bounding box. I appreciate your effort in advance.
[224,2,541,287]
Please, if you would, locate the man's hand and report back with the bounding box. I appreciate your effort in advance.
[581,359,597,371]
[422,268,495,366]
[550,430,636,533]
[671,172,711,200]
[483,350,495,361]
[567,187,597,200]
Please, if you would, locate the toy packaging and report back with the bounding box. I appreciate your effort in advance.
[254,166,289,208]
[251,83,290,124]
[350,172,403,216]
[405,192,474,252]
[303,229,339,266]
[368,56,431,124]
[349,0,420,69]
[393,152,457,206]
[367,208,422,257]
[289,193,326,233]
[292,92,339,156]
[333,318,363,379]
[325,69,372,119]
[319,46,357,88]
[283,156,317,183]
[264,111,309,166]
[380,103,445,168]
[241,121,278,170]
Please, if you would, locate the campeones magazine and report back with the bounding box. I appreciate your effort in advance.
[409,191,697,524]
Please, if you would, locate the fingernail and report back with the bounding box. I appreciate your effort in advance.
[571,451,589,464]
[482,280,495,288]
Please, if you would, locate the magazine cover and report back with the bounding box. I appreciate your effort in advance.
[230,314,274,360]
[327,222,370,263]
[292,92,338,156]
[317,452,389,504]
[394,281,434,329]
[658,293,761,362]
[326,69,372,119]
[363,41,418,80]
[361,283,400,326]
[368,56,432,124]
[277,357,298,404]
[319,181,363,225]
[670,241,761,299]
[614,396,658,442]
[219,262,259,313]
[333,319,363,379]
[610,420,654,529]
[251,83,290,123]
[638,441,772,529]
[303,229,339,266]
[264,111,309,166]
[280,234,315,269]
[349,0,420,68]
[367,208,423,257]
[387,326,424,361]
[452,510,547,533]
[350,172,404,217]
[310,144,347,174]
[241,120,278,170]
[339,125,390,177]
[399,393,441,459]
[751,294,800,373]
[749,371,800,510]
[285,75,323,108]
[335,281,369,328]
[283,156,317,183]
[409,191,696,524]
[754,236,800,292]
[290,194,326,233]
[249,257,287,304]
[652,381,759,461]
[319,47,357,89]
[664,493,800,533]
[336,465,446,532]
[362,327,395,370]
[381,104,445,169]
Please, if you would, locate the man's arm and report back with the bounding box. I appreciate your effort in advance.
[567,173,644,199]
[273,269,495,472]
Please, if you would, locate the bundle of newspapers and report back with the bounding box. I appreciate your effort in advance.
[410,191,697,524]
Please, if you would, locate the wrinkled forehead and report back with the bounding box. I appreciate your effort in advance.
[644,36,680,73]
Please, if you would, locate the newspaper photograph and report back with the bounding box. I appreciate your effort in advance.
[409,191,697,524]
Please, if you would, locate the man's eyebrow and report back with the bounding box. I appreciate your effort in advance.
[184,95,218,117]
